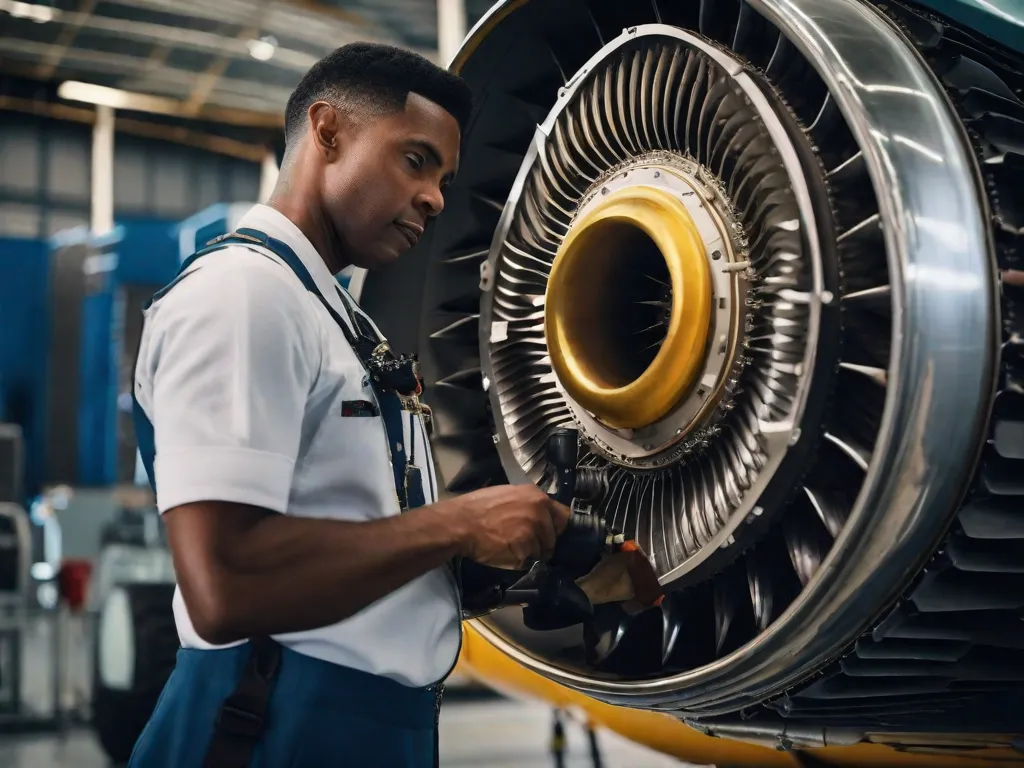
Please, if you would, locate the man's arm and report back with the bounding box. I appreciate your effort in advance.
[142,254,566,645]
[164,500,464,644]
[165,483,563,644]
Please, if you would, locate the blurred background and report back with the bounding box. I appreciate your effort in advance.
[0,0,682,765]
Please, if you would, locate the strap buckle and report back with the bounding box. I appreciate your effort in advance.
[206,230,265,248]
[215,701,265,740]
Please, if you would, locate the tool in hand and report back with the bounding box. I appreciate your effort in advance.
[459,428,663,629]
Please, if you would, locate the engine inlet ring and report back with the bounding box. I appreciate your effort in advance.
[551,159,748,466]
[547,183,713,432]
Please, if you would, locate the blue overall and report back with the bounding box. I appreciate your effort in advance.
[128,229,439,767]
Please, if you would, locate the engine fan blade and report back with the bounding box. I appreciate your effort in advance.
[747,556,774,633]
[824,430,871,472]
[833,362,888,453]
[584,603,664,675]
[784,498,835,586]
[713,564,756,656]
[802,485,850,539]
[661,587,718,670]
[838,361,888,387]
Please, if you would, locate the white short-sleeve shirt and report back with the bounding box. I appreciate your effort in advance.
[133,204,461,687]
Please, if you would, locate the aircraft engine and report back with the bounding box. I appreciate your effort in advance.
[361,0,1024,743]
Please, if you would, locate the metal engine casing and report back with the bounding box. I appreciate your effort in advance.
[361,0,1024,742]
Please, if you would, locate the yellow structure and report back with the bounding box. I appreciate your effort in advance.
[457,626,1023,767]
[545,185,713,429]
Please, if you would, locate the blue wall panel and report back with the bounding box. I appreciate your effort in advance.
[76,287,117,487]
[0,237,49,498]
[75,219,180,487]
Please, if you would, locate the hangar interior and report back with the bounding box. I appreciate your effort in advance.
[1,0,1023,767]
[0,1,676,765]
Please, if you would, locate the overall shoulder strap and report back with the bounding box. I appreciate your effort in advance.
[144,236,243,310]
[233,228,359,342]
[136,233,292,768]
[222,228,368,349]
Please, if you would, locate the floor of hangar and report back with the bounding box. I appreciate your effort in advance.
[0,700,692,767]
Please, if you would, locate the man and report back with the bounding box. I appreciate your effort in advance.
[128,42,570,767]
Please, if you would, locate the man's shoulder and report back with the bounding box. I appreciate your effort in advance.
[155,244,313,320]
[138,244,325,376]
[183,241,300,287]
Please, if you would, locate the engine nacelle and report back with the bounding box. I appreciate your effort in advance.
[361,0,1024,746]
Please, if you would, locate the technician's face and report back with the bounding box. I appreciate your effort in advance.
[322,93,461,271]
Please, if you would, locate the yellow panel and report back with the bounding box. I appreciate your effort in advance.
[545,185,713,429]
[456,624,1023,767]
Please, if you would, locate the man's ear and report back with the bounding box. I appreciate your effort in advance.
[308,101,341,158]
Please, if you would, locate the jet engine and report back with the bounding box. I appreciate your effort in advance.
[361,0,1024,748]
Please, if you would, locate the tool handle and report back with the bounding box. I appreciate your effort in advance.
[457,428,611,623]
[547,428,579,506]
[550,512,606,578]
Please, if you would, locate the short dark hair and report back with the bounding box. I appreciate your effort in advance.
[284,42,474,147]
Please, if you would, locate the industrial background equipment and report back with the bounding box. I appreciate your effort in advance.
[359,0,1024,761]
[89,506,176,764]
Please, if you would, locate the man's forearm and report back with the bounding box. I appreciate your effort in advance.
[173,502,466,644]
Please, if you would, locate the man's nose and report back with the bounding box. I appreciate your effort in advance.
[415,184,445,218]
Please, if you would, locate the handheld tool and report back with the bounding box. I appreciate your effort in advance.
[459,428,637,629]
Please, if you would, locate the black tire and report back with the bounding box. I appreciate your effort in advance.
[92,581,179,765]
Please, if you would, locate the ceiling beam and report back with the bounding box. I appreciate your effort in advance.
[35,0,97,81]
[5,4,319,72]
[278,0,368,26]
[58,80,286,127]
[0,96,269,162]
[56,80,279,125]
[183,0,274,112]
[95,0,395,49]
[0,42,292,120]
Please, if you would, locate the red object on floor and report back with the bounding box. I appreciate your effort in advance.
[58,559,93,612]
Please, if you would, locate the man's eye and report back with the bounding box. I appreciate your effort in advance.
[406,153,425,170]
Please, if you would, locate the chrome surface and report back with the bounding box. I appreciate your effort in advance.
[479,25,827,585]
[685,718,866,750]
[461,0,996,714]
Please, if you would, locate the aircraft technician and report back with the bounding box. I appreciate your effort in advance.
[127,41,571,767]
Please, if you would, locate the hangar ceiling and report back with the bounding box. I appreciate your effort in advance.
[0,0,495,119]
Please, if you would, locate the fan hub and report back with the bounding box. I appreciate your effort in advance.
[544,160,749,465]
[546,185,713,430]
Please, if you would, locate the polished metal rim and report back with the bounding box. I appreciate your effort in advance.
[462,0,996,715]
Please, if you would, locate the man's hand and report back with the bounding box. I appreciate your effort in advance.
[445,485,571,569]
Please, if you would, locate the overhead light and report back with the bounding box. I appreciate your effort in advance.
[0,0,57,23]
[55,79,284,128]
[247,35,278,62]
[57,80,182,114]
